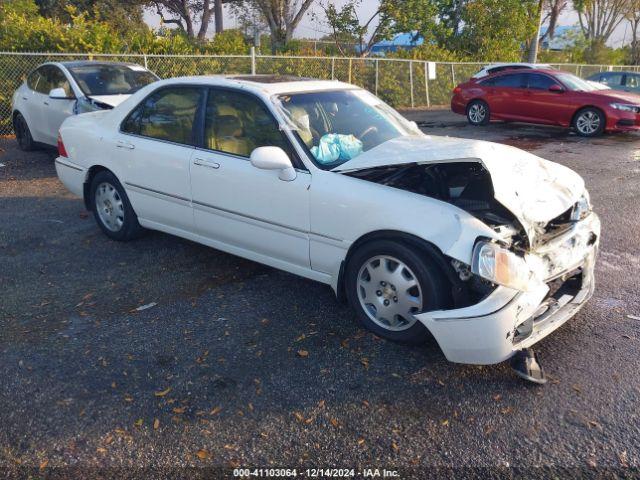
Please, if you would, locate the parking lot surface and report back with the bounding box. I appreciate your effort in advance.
[1,111,640,478]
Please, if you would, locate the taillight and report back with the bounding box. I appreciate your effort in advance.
[57,133,68,157]
[453,86,462,94]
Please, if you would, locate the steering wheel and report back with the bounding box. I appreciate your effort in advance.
[358,126,378,140]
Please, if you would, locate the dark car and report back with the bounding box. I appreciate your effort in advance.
[451,68,640,137]
[587,71,640,94]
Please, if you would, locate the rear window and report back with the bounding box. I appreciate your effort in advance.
[481,73,526,88]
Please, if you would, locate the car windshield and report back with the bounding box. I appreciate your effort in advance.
[67,64,158,96]
[276,89,421,169]
[557,73,598,92]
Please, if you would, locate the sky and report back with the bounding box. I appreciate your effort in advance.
[143,0,633,47]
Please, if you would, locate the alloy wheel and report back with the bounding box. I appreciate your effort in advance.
[468,103,486,124]
[356,255,423,332]
[576,111,601,135]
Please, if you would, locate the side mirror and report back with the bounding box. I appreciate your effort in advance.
[49,87,70,99]
[548,84,564,93]
[250,146,296,181]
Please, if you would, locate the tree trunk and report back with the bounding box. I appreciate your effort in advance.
[527,0,544,63]
[215,0,223,34]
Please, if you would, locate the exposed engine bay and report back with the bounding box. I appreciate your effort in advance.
[346,161,524,237]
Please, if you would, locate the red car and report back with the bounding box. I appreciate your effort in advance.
[451,68,640,137]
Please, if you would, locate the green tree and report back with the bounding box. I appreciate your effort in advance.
[321,0,393,57]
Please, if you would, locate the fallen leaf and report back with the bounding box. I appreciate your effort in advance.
[441,419,449,426]
[391,441,399,451]
[196,449,210,460]
[318,400,325,408]
[294,412,304,422]
[155,387,172,397]
[501,407,513,415]
[134,418,143,427]
[360,358,369,368]
[210,406,222,416]
[297,350,309,358]
[247,403,254,411]
[295,334,306,342]
[362,400,370,408]
[572,384,582,394]
[153,418,160,430]
[96,447,107,454]
[357,438,365,446]
[619,450,629,467]
[39,459,48,470]
[173,407,186,414]
[329,418,339,427]
[493,394,502,401]
[586,457,597,469]
[79,211,89,219]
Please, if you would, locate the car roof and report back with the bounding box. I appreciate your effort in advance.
[485,67,559,78]
[53,60,147,69]
[151,75,354,95]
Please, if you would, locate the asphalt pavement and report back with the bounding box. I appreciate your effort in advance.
[1,111,640,479]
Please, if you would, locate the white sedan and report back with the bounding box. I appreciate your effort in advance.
[55,75,600,367]
[11,61,158,150]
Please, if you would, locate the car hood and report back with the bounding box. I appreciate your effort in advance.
[333,135,585,238]
[585,89,640,103]
[87,94,131,107]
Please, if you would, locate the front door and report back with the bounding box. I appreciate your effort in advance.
[190,88,311,269]
[42,65,76,144]
[115,85,204,232]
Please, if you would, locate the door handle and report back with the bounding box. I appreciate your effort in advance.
[43,101,49,106]
[116,140,135,150]
[21,96,28,101]
[193,157,220,169]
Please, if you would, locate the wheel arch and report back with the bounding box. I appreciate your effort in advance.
[336,230,470,307]
[83,165,113,211]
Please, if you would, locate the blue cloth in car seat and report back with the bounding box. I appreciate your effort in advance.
[310,134,363,164]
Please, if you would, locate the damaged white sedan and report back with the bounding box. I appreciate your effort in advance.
[55,75,600,372]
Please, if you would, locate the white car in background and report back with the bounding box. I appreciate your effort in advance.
[11,61,158,150]
[54,75,600,373]
[472,63,554,79]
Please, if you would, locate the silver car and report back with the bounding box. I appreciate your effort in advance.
[11,61,158,150]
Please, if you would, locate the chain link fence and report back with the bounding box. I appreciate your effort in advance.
[2,51,639,136]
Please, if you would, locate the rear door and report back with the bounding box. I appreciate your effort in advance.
[22,66,51,143]
[482,73,527,119]
[115,85,204,232]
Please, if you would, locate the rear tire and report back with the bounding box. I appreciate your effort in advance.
[345,240,450,344]
[90,170,145,241]
[13,113,36,151]
[573,107,605,137]
[466,100,490,126]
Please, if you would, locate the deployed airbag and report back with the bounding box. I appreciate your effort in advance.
[311,134,363,164]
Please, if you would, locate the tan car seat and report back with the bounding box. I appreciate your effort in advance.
[288,106,314,147]
[213,115,253,156]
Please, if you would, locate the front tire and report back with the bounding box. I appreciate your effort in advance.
[573,107,605,137]
[345,240,450,344]
[466,100,490,126]
[13,113,36,151]
[90,170,144,241]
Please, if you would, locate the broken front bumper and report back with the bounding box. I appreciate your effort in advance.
[416,213,600,365]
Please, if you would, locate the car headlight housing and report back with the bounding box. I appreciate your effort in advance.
[471,241,535,291]
[571,191,591,221]
[611,103,640,113]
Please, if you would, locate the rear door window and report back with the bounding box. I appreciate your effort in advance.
[492,73,527,88]
[625,74,639,89]
[26,68,43,91]
[121,86,203,146]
